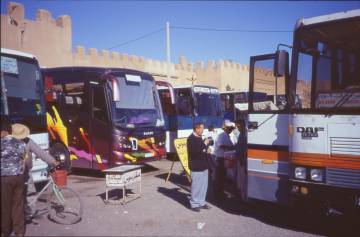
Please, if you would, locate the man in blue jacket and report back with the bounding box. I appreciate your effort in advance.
[187,122,211,212]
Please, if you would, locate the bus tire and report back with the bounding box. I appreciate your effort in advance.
[50,143,71,174]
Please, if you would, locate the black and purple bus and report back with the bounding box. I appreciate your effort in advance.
[42,67,167,171]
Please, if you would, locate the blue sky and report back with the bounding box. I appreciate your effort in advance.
[1,1,359,65]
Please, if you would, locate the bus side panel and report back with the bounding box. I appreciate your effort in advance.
[164,114,178,153]
[177,115,195,138]
[247,113,290,204]
[247,161,289,203]
[223,111,235,121]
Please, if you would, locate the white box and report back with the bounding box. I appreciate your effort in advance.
[30,156,49,183]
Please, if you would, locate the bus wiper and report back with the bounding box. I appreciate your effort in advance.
[326,92,353,117]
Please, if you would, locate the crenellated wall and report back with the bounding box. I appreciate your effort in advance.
[1,2,251,91]
[1,2,72,67]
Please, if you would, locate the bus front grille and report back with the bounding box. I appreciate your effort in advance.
[326,167,360,189]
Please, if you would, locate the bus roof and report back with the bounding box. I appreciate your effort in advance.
[42,66,154,79]
[295,9,360,30]
[1,48,37,60]
[172,85,219,89]
[220,90,248,94]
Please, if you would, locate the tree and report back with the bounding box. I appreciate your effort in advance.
[226,84,234,91]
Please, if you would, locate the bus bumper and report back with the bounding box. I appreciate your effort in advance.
[113,149,166,164]
[290,179,360,215]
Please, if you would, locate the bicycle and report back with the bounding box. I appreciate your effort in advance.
[26,165,83,225]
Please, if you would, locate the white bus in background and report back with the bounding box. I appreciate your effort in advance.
[1,48,49,185]
[158,84,223,155]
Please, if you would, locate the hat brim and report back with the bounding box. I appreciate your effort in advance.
[11,124,30,140]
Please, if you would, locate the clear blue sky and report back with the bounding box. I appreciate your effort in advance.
[1,0,359,65]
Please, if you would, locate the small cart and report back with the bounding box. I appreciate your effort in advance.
[102,165,143,205]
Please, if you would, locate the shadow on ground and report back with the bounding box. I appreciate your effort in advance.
[157,187,191,209]
[155,172,360,237]
[96,189,136,203]
[70,164,159,180]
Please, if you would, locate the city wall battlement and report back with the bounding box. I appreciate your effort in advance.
[1,2,251,91]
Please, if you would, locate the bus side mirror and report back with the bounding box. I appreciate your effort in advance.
[274,50,289,77]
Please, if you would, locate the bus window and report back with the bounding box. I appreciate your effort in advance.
[1,56,45,116]
[253,58,286,111]
[176,89,193,116]
[158,89,176,115]
[346,51,360,88]
[221,94,234,112]
[195,92,222,116]
[64,82,86,109]
[92,86,109,122]
[296,52,313,109]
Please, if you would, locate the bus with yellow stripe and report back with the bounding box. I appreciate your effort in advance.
[240,9,360,215]
[42,67,167,171]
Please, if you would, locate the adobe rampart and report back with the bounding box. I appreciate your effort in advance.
[1,2,252,91]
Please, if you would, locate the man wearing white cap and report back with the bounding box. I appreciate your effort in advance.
[214,120,236,200]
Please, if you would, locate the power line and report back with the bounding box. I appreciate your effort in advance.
[106,25,291,50]
[107,27,165,50]
[172,26,292,33]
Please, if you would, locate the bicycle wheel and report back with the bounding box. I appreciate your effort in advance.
[47,186,83,225]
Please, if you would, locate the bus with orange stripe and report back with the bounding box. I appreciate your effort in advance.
[42,67,168,171]
[239,9,360,215]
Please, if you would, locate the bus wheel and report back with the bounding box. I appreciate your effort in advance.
[50,143,71,174]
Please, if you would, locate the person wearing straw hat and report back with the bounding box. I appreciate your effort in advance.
[11,123,59,181]
[214,119,236,201]
[1,119,27,237]
[11,123,59,218]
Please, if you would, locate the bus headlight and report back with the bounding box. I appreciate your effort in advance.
[295,167,306,179]
[310,169,323,182]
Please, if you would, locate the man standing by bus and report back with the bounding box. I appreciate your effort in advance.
[214,120,236,201]
[187,122,211,212]
[234,119,247,202]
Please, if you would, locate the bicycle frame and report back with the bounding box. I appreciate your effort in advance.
[28,174,64,210]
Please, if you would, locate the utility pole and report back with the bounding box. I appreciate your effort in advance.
[166,21,171,81]
[187,74,197,125]
[187,74,197,87]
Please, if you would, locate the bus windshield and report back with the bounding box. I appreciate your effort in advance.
[111,75,164,127]
[194,90,222,116]
[1,55,45,116]
[294,17,360,110]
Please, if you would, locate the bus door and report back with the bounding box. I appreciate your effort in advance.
[246,53,290,204]
[176,88,195,138]
[156,81,176,153]
[89,82,112,169]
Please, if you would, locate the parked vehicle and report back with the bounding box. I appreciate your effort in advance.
[43,67,167,171]
[158,84,223,154]
[1,48,49,182]
[239,10,360,216]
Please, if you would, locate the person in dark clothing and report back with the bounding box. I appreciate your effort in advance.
[187,122,211,212]
[11,123,59,218]
[234,119,248,201]
[1,119,26,237]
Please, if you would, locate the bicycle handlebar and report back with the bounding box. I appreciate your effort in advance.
[47,163,65,173]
